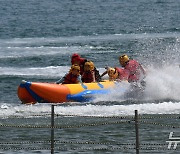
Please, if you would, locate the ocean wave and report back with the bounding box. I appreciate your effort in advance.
[0,32,180,46]
[0,101,180,118]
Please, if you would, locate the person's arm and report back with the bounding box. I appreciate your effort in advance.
[77,75,82,83]
[100,70,108,78]
[55,77,64,84]
[78,75,87,89]
[55,73,67,84]
[92,71,96,82]
[100,66,111,78]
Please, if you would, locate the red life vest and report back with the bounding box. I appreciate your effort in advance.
[115,67,129,81]
[82,70,95,83]
[71,55,87,75]
[79,59,87,75]
[124,60,142,82]
[63,73,79,84]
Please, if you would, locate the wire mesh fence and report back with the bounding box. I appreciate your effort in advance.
[0,105,179,153]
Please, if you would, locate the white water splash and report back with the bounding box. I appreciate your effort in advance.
[0,101,180,118]
[144,65,180,100]
[93,65,180,102]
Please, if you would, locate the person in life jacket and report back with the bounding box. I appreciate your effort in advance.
[56,64,82,84]
[71,53,101,82]
[106,67,129,81]
[81,61,96,83]
[119,54,146,83]
[71,53,87,75]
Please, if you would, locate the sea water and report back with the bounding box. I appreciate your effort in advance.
[0,0,180,153]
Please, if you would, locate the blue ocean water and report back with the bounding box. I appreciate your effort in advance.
[0,0,180,153]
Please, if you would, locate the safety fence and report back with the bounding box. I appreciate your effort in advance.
[0,105,180,154]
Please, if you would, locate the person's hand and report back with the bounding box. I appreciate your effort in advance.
[105,66,110,70]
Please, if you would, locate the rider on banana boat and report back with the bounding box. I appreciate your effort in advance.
[56,64,82,84]
[119,54,146,92]
[82,61,96,83]
[71,53,87,75]
[106,67,130,81]
[119,54,146,83]
[71,53,101,82]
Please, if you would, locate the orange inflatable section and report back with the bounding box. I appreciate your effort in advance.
[30,82,70,103]
[17,86,36,104]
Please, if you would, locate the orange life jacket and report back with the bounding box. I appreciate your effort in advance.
[82,70,95,83]
[63,73,79,84]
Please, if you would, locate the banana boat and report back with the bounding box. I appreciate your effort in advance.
[17,80,120,104]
